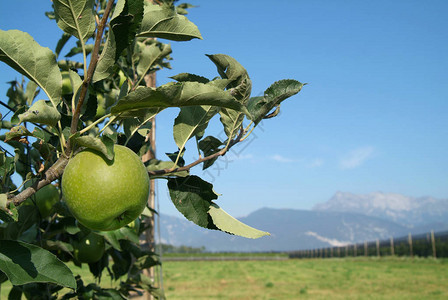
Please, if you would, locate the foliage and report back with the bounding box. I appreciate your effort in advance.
[0,0,303,298]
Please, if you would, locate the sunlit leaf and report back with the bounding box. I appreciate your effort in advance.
[208,203,270,239]
[138,2,202,41]
[71,135,115,161]
[0,30,62,106]
[18,100,61,127]
[111,82,245,115]
[247,79,304,125]
[53,0,96,41]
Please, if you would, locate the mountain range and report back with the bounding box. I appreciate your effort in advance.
[156,192,448,252]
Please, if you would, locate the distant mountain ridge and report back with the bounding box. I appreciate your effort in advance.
[313,191,448,228]
[156,192,448,252]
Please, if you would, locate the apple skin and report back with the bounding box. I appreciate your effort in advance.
[62,145,149,231]
[73,232,105,263]
[23,181,60,218]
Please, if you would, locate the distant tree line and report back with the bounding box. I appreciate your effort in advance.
[289,230,448,259]
[158,244,206,254]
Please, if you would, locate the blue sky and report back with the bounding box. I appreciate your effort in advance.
[1,1,447,218]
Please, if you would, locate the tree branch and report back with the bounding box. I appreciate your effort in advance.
[6,155,69,206]
[148,128,245,177]
[68,0,115,138]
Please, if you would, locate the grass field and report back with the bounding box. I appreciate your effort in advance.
[1,257,447,299]
[162,257,448,299]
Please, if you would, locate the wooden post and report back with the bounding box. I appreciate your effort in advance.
[330,247,333,258]
[337,247,341,258]
[408,233,413,258]
[142,71,157,300]
[364,241,368,257]
[345,245,348,257]
[354,244,357,257]
[376,239,380,257]
[390,237,395,256]
[431,230,437,259]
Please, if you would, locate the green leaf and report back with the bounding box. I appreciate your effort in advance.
[18,100,61,127]
[173,105,218,150]
[167,176,269,238]
[198,136,222,170]
[0,240,76,288]
[55,32,72,59]
[146,159,188,178]
[111,82,245,115]
[24,80,39,106]
[94,0,144,82]
[207,54,248,82]
[71,135,115,161]
[123,108,160,138]
[4,126,33,142]
[171,73,209,84]
[219,108,244,139]
[167,176,218,229]
[138,2,202,41]
[207,54,252,105]
[0,30,62,106]
[247,79,305,125]
[99,227,140,251]
[136,42,172,77]
[53,0,96,41]
[133,254,159,270]
[208,203,270,239]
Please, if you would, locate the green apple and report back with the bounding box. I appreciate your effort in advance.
[62,145,149,231]
[73,232,105,263]
[23,180,60,218]
[61,71,73,95]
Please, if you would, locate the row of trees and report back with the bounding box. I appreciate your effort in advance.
[289,230,448,259]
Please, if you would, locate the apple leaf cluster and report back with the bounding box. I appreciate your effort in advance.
[0,0,304,298]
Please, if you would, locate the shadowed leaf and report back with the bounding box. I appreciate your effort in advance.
[0,240,76,288]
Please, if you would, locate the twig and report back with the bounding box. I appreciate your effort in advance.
[6,155,69,206]
[148,128,245,177]
[68,0,115,138]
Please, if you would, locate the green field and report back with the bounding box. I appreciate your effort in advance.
[162,257,448,300]
[1,257,447,299]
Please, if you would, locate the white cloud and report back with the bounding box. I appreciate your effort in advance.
[271,154,296,163]
[307,158,324,168]
[340,146,375,169]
